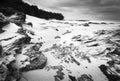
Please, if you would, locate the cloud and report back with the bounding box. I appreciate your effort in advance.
[94,6,120,20]
[99,0,120,6]
[23,0,120,21]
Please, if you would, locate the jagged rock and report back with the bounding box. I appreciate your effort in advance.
[14,47,22,54]
[88,22,100,24]
[0,58,25,81]
[83,23,89,27]
[0,7,26,27]
[94,30,107,35]
[45,65,63,71]
[55,36,61,39]
[72,35,82,41]
[0,55,26,81]
[3,55,16,65]
[113,29,120,37]
[0,64,8,81]
[63,30,71,35]
[86,42,99,47]
[13,36,31,46]
[31,43,43,51]
[109,47,120,56]
[9,12,26,26]
[0,36,16,42]
[18,43,46,72]
[54,70,65,81]
[0,45,3,57]
[69,75,77,81]
[114,64,120,73]
[77,74,93,81]
[17,28,26,35]
[20,53,47,72]
[107,58,120,75]
[3,36,31,53]
[70,55,80,65]
[27,29,35,35]
[0,13,9,33]
[5,61,22,81]
[26,22,33,27]
[54,76,61,81]
[101,22,107,24]
[72,35,92,42]
[99,65,120,81]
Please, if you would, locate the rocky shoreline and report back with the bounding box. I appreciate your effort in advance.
[0,5,120,81]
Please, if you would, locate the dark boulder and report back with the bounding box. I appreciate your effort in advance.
[20,53,47,72]
[13,36,31,46]
[69,75,77,81]
[99,65,120,81]
[77,74,93,81]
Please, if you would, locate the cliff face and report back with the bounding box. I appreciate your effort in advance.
[0,8,47,81]
[0,0,64,20]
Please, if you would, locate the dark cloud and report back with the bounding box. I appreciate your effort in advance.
[94,6,120,20]
[100,0,120,6]
[85,0,120,21]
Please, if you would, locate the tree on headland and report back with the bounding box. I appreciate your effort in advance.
[0,0,64,20]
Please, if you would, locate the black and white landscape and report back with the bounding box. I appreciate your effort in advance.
[0,0,120,81]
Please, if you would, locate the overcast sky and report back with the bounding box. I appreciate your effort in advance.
[23,0,120,21]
